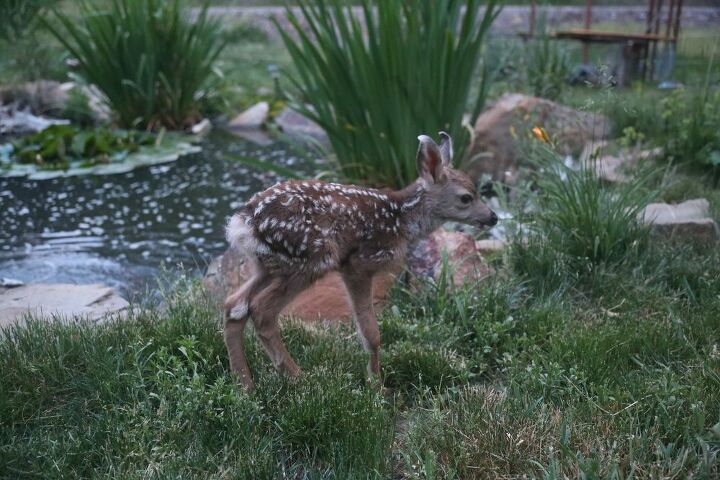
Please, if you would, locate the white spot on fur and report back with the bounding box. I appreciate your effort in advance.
[229,300,249,320]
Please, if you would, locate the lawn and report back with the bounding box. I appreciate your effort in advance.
[1,1,720,478]
[1,238,719,478]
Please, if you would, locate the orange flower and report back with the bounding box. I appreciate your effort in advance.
[532,126,551,144]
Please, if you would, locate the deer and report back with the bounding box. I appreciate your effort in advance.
[223,132,498,391]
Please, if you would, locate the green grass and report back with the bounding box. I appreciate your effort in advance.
[3,232,719,478]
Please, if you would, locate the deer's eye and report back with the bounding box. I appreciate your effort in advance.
[460,194,473,205]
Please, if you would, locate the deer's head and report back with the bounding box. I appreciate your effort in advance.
[416,132,498,228]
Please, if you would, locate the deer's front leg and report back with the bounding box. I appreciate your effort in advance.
[341,271,381,378]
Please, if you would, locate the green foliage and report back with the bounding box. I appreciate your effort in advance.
[511,142,656,293]
[526,31,570,100]
[278,0,500,187]
[661,87,720,180]
[2,243,719,478]
[44,0,226,130]
[0,0,58,42]
[10,125,155,170]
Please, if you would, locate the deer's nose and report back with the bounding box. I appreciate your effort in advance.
[488,211,498,226]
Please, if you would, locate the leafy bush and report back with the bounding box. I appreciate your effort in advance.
[278,0,500,187]
[511,142,656,292]
[0,0,58,42]
[45,0,226,130]
[661,87,720,181]
[526,32,570,100]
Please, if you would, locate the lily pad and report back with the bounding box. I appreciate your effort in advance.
[1,126,200,179]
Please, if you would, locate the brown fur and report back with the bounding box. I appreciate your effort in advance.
[223,133,497,390]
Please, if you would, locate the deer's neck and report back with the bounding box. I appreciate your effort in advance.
[392,181,441,240]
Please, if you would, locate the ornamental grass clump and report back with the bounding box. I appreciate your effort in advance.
[278,0,500,188]
[45,0,225,130]
[511,139,657,293]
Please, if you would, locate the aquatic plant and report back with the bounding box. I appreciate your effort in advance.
[10,125,155,169]
[278,0,500,188]
[44,0,226,130]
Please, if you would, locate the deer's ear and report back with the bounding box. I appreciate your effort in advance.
[416,135,446,183]
[438,131,453,166]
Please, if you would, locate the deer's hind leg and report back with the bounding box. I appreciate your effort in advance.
[250,275,310,378]
[224,264,271,391]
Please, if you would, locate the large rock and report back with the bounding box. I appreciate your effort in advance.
[203,229,493,323]
[0,81,110,124]
[640,198,719,243]
[407,230,492,287]
[203,247,398,324]
[464,93,611,182]
[0,283,128,328]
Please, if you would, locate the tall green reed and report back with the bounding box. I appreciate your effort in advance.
[45,0,226,130]
[278,0,500,187]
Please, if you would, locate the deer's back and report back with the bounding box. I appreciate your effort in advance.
[226,180,407,275]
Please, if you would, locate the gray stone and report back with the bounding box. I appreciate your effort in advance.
[464,93,611,182]
[475,239,507,255]
[0,283,128,328]
[190,118,212,136]
[582,142,663,183]
[274,107,328,144]
[1,278,24,288]
[640,198,719,243]
[228,101,270,129]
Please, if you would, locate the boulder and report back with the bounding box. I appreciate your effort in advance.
[228,101,270,130]
[0,283,128,328]
[274,107,328,144]
[464,93,611,182]
[407,230,492,287]
[640,198,719,243]
[0,80,67,114]
[203,246,398,324]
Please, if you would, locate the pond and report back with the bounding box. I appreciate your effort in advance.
[0,131,313,298]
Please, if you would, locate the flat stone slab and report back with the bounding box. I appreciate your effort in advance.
[0,283,128,328]
[640,198,719,243]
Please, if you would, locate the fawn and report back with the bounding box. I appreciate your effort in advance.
[224,132,497,390]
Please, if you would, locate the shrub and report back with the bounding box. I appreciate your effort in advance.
[278,0,500,187]
[45,0,226,130]
[0,0,58,42]
[661,87,720,181]
[511,142,656,293]
[526,29,570,100]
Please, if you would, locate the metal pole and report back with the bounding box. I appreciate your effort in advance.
[530,0,536,37]
[583,0,592,64]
